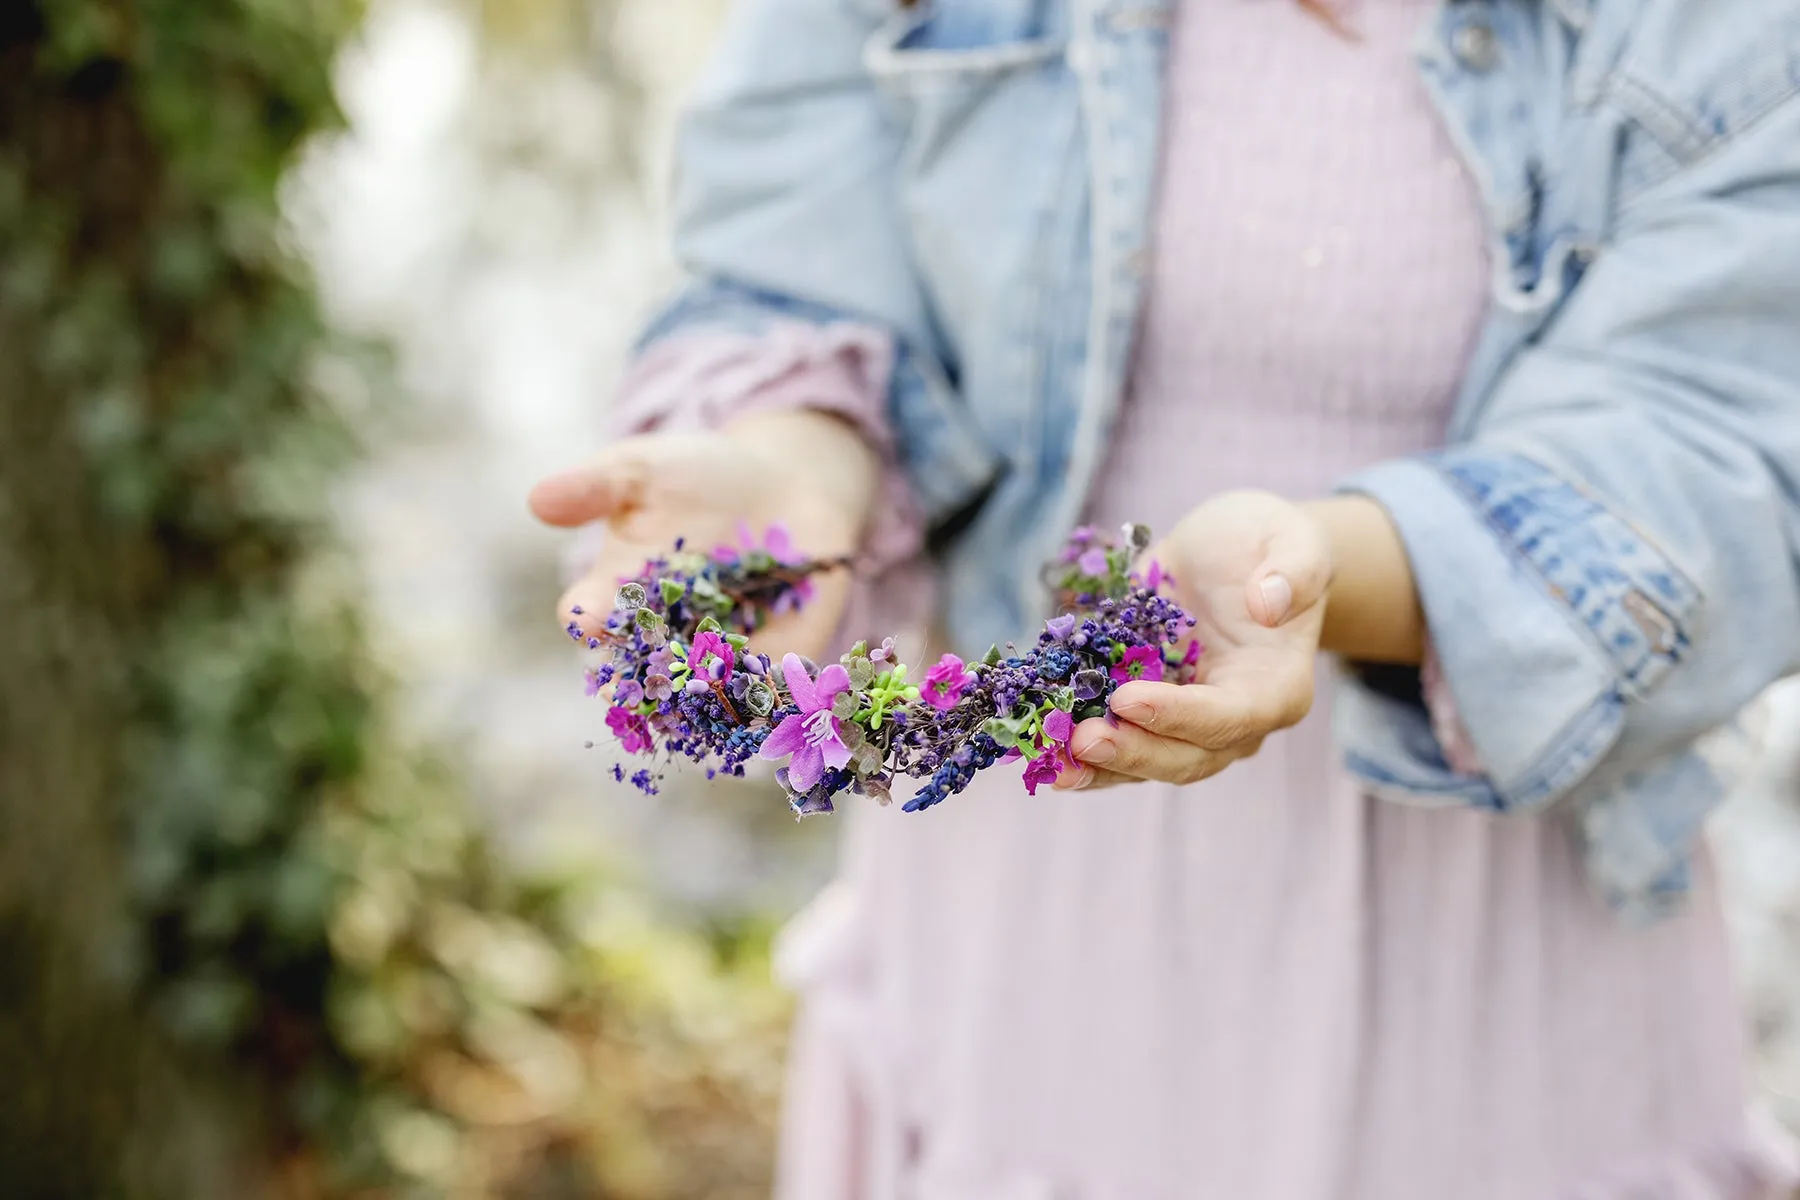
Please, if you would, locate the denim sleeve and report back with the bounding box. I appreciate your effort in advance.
[631,0,1000,527]
[1337,95,1800,916]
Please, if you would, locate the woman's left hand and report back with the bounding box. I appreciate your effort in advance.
[1058,490,1334,790]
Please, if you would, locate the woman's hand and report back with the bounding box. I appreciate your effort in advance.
[1059,490,1334,790]
[527,409,878,664]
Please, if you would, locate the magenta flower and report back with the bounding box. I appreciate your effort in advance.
[689,631,735,681]
[1183,639,1202,668]
[1140,558,1164,590]
[1042,707,1074,745]
[921,653,974,710]
[1111,645,1164,684]
[606,705,653,755]
[1022,745,1071,796]
[758,653,854,792]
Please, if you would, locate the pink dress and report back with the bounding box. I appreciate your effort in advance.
[617,2,1797,1197]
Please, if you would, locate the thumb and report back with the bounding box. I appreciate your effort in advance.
[1245,513,1332,627]
[527,441,654,529]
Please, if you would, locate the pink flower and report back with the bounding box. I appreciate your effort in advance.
[921,653,974,710]
[1140,558,1164,590]
[689,631,735,681]
[723,520,805,566]
[1111,645,1164,684]
[606,706,653,755]
[758,653,854,792]
[1058,525,1099,564]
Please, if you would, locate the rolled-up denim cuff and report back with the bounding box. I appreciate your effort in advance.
[1337,451,1699,813]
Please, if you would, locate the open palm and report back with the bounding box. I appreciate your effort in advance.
[528,417,868,664]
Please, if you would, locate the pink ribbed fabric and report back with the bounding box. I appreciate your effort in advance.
[762,4,1796,1199]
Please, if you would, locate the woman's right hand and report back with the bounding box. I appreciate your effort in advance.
[527,409,878,664]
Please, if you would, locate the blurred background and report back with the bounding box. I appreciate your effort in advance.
[1,1,1797,1197]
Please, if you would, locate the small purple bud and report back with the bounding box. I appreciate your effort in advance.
[685,677,710,695]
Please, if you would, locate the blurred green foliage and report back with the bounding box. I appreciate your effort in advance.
[0,1,787,1195]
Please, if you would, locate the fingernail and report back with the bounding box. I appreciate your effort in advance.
[1077,739,1116,765]
[1055,768,1093,791]
[1113,702,1154,726]
[1259,574,1293,624]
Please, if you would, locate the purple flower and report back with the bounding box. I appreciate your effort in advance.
[1140,558,1164,590]
[606,706,653,755]
[584,669,604,698]
[613,678,644,707]
[690,630,735,681]
[1077,547,1110,577]
[1111,645,1165,684]
[1045,613,1077,641]
[921,653,973,711]
[791,789,836,818]
[644,674,673,702]
[1042,708,1074,745]
[758,653,854,792]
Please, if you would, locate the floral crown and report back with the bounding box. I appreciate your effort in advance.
[575,523,1198,814]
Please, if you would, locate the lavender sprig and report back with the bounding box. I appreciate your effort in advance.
[580,522,1200,815]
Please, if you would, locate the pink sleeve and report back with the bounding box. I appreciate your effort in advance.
[568,321,930,642]
[1421,642,1485,775]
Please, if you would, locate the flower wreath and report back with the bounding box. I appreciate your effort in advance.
[575,523,1199,815]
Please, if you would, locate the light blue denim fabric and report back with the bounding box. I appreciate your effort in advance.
[633,0,1800,921]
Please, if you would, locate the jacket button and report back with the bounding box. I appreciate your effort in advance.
[1451,21,1501,72]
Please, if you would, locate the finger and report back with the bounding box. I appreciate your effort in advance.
[527,444,652,528]
[1066,717,1227,786]
[1052,765,1135,792]
[1109,666,1311,749]
[1245,516,1332,626]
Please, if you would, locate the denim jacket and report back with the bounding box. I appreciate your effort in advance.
[635,0,1800,921]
